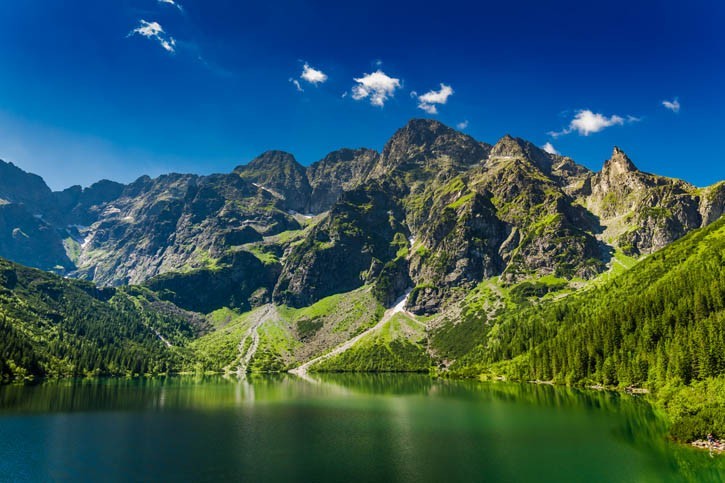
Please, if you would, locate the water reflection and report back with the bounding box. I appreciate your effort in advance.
[0,374,722,482]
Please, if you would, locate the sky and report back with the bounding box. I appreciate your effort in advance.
[0,0,723,190]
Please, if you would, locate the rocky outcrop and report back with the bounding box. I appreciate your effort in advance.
[145,250,279,313]
[307,148,378,213]
[585,147,707,255]
[73,172,300,285]
[700,182,725,225]
[273,180,407,307]
[234,151,311,213]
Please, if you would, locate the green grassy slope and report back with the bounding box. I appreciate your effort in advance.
[313,312,431,372]
[188,288,385,373]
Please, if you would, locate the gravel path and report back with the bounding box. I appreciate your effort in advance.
[232,304,277,376]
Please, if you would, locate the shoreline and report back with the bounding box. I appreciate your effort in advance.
[691,439,725,454]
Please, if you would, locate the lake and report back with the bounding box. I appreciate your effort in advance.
[0,374,722,482]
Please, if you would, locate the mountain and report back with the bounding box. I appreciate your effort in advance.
[234,150,312,213]
[0,120,722,314]
[273,120,724,313]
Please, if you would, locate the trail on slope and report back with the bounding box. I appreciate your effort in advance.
[290,289,413,376]
[233,304,277,377]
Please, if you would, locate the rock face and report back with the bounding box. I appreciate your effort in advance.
[0,120,723,315]
[0,160,54,209]
[273,180,407,307]
[0,203,72,271]
[586,147,706,255]
[144,250,279,314]
[234,151,311,213]
[74,172,300,286]
[307,148,378,213]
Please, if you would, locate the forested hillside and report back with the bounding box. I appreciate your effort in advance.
[0,259,204,382]
[450,216,725,440]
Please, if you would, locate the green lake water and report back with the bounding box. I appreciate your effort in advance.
[0,374,723,482]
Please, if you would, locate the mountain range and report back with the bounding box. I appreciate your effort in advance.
[2,118,725,440]
[1,119,722,314]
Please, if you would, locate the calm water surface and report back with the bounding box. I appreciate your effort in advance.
[0,374,723,482]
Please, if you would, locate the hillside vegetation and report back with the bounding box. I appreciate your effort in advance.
[449,216,725,440]
[0,259,203,382]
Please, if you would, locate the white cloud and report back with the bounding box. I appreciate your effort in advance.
[301,63,327,85]
[662,98,680,113]
[549,109,637,137]
[158,0,183,11]
[542,142,559,155]
[351,70,401,107]
[129,20,176,52]
[289,78,303,92]
[457,120,469,130]
[417,83,454,114]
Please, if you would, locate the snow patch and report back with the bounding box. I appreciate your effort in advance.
[288,210,313,219]
[81,232,94,249]
[253,183,284,199]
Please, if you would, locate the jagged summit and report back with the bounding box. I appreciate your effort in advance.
[234,150,303,174]
[382,119,461,155]
[371,118,489,178]
[489,134,523,156]
[603,146,638,176]
[234,150,311,212]
[488,134,557,174]
[0,158,53,207]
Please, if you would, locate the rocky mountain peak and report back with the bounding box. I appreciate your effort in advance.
[234,150,302,174]
[234,150,311,212]
[0,159,53,208]
[490,134,527,158]
[488,135,555,174]
[603,146,638,176]
[372,119,490,178]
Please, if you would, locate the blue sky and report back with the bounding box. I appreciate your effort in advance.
[0,0,723,190]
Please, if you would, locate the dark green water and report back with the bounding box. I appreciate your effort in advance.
[0,375,723,482]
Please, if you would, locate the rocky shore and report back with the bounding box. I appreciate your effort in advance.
[691,438,725,453]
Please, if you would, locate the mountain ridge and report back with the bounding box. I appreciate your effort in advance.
[0,119,721,315]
